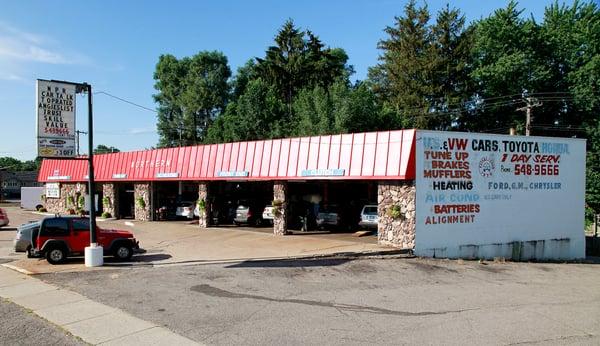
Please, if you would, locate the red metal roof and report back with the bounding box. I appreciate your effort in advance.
[38,130,416,182]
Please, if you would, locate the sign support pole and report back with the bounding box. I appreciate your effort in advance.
[82,83,102,266]
[86,83,97,245]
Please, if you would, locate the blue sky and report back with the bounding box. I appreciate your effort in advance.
[0,0,577,160]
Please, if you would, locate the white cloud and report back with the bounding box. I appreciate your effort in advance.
[0,21,90,65]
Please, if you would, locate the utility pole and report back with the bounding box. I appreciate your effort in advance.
[75,130,88,156]
[516,96,542,136]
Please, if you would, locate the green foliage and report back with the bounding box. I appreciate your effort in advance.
[78,195,85,209]
[0,157,41,171]
[206,78,286,142]
[272,200,284,217]
[369,1,474,130]
[102,196,111,208]
[254,19,350,115]
[94,145,120,154]
[387,205,404,220]
[586,121,600,215]
[136,197,146,210]
[101,211,112,218]
[154,51,231,147]
[66,196,75,207]
[197,199,206,212]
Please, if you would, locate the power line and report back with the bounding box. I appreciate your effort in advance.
[94,91,158,113]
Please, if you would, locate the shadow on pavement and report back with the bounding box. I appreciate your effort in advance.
[131,253,173,263]
[0,227,17,232]
[226,257,353,268]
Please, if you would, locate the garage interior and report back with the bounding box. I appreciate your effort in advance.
[287,180,377,232]
[152,181,199,221]
[209,181,272,226]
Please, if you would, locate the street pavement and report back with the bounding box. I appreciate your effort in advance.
[38,256,600,345]
[0,298,86,346]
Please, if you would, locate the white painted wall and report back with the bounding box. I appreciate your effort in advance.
[415,130,586,260]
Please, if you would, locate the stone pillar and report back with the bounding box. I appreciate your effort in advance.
[273,181,288,235]
[101,183,118,218]
[134,183,151,221]
[198,182,211,228]
[45,183,83,214]
[378,181,416,249]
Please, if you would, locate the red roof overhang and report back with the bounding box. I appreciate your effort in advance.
[38,130,416,183]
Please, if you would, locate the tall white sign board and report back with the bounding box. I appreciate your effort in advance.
[415,130,586,260]
[36,80,76,158]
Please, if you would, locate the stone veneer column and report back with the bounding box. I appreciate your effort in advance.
[198,182,211,228]
[273,181,288,235]
[134,183,151,221]
[45,182,87,214]
[377,181,416,248]
[101,183,118,218]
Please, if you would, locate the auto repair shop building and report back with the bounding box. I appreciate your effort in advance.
[38,129,587,260]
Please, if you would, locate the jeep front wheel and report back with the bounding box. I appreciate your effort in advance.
[113,244,133,261]
[46,247,66,264]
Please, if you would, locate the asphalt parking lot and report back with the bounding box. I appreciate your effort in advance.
[38,256,600,345]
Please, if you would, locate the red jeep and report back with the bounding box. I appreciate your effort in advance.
[33,216,139,264]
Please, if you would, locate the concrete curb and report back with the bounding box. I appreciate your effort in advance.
[0,266,200,345]
[1,263,34,275]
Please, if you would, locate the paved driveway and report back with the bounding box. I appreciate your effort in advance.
[0,206,392,274]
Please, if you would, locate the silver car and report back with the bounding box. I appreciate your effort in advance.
[14,221,40,257]
[175,201,195,219]
[359,205,378,229]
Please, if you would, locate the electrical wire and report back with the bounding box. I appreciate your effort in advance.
[94,91,158,113]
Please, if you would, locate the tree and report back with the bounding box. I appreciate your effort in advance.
[0,157,40,171]
[429,5,474,130]
[468,1,548,132]
[94,145,120,154]
[255,20,350,118]
[154,51,231,147]
[369,0,432,129]
[369,1,472,130]
[206,79,285,142]
[293,85,333,136]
